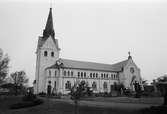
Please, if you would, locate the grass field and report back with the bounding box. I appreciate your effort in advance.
[0,96,164,114]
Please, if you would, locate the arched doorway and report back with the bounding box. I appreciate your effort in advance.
[47,81,52,96]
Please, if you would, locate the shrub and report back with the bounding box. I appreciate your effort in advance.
[141,106,167,114]
[22,93,37,102]
[10,98,43,109]
[10,93,43,109]
[38,92,46,96]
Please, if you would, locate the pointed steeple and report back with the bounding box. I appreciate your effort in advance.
[43,8,55,38]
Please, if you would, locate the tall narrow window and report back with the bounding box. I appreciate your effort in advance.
[103,82,107,89]
[64,71,66,76]
[93,73,95,78]
[68,71,70,76]
[44,51,47,57]
[71,71,73,76]
[84,72,86,78]
[81,72,83,78]
[55,71,57,77]
[49,70,51,77]
[111,74,113,79]
[117,74,119,79]
[96,73,98,78]
[106,74,108,78]
[101,73,103,78]
[78,72,80,77]
[90,73,92,78]
[54,81,56,88]
[65,81,71,90]
[51,52,54,57]
[92,82,97,90]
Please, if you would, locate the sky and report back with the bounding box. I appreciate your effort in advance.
[0,0,167,85]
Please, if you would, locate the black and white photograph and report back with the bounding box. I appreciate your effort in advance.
[0,0,167,114]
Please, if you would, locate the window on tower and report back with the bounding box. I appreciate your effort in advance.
[44,51,47,57]
[51,52,54,57]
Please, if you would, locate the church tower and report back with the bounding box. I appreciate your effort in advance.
[34,8,60,94]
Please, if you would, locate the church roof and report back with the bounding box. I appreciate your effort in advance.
[48,58,129,72]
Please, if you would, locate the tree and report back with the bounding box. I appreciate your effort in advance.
[155,75,167,105]
[70,81,92,114]
[142,79,148,86]
[134,81,142,98]
[10,71,29,95]
[0,49,9,84]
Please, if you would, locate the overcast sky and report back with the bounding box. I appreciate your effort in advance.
[0,0,167,85]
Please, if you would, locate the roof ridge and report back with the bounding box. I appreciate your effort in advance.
[60,58,113,66]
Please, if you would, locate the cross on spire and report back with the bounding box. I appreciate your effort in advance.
[128,51,132,59]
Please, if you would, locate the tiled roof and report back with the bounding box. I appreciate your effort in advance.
[48,58,129,72]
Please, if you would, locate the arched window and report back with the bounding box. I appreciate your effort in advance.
[104,74,106,78]
[90,73,92,78]
[68,71,70,76]
[64,71,66,76]
[116,74,118,79]
[106,74,108,78]
[71,71,73,76]
[54,81,56,88]
[101,73,103,78]
[81,72,83,78]
[96,73,98,78]
[93,73,95,78]
[51,52,54,57]
[78,72,80,77]
[84,72,86,78]
[65,81,71,90]
[103,82,107,89]
[92,82,97,90]
[111,74,113,79]
[44,51,47,57]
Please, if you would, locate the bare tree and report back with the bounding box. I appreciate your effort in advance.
[10,71,29,95]
[0,49,9,84]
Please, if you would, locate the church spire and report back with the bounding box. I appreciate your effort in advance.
[43,8,55,38]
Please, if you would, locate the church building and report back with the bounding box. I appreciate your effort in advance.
[34,8,143,95]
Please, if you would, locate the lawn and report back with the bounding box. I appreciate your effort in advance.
[81,96,163,105]
[0,96,164,114]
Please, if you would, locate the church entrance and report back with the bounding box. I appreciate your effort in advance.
[47,81,52,96]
